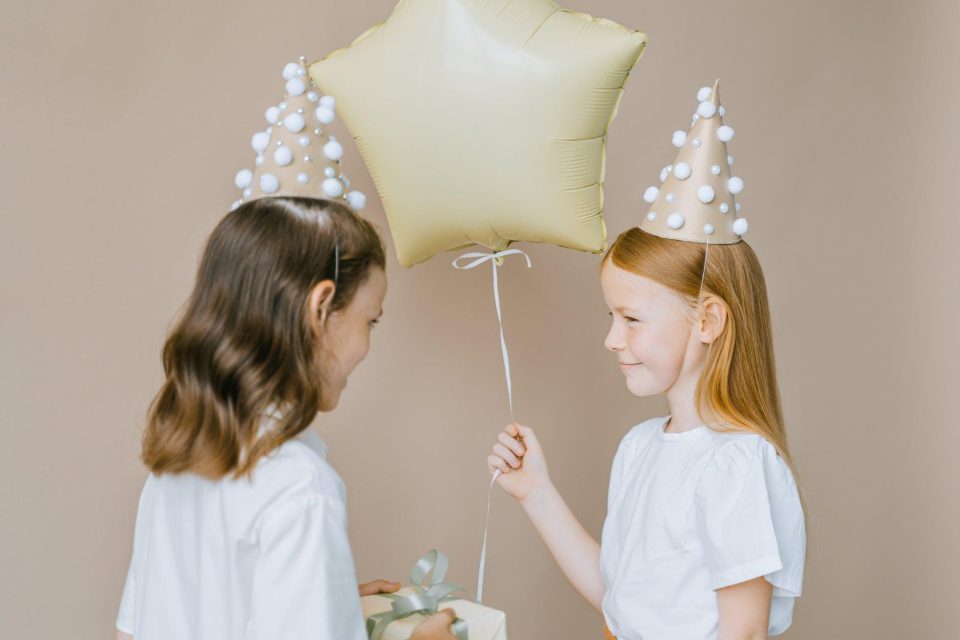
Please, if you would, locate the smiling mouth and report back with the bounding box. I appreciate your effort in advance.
[619,362,642,367]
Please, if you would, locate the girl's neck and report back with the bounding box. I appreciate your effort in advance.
[662,412,705,434]
[664,379,706,433]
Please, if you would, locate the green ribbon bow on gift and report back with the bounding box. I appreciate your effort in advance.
[366,549,471,640]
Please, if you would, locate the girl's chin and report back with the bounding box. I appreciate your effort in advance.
[624,376,658,397]
[318,389,343,412]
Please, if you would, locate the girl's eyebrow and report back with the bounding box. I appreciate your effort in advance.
[614,304,645,313]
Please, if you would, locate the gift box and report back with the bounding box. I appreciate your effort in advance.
[360,550,507,640]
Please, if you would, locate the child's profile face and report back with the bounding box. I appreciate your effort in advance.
[316,267,387,411]
[600,261,698,398]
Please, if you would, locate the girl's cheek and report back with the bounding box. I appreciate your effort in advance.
[626,331,645,358]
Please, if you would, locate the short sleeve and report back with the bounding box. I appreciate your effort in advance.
[116,475,153,634]
[247,494,367,640]
[115,560,135,634]
[695,438,806,596]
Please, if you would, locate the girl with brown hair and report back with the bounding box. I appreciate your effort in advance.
[116,56,461,639]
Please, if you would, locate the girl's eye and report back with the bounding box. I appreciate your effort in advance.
[608,311,639,323]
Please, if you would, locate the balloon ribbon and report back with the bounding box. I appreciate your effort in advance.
[452,248,532,603]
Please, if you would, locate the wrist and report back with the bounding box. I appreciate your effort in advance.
[520,479,556,510]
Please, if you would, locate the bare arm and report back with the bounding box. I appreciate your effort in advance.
[520,481,604,611]
[716,576,773,640]
[488,424,605,612]
[116,631,132,640]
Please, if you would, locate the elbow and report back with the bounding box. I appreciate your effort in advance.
[590,597,604,616]
[718,631,766,640]
[590,587,606,615]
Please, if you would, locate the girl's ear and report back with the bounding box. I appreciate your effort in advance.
[308,280,337,332]
[698,295,727,344]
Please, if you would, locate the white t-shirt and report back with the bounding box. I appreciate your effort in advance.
[116,425,367,640]
[600,415,805,639]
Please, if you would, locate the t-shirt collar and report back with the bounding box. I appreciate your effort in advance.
[659,415,710,441]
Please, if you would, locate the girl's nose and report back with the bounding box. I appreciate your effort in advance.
[604,326,624,352]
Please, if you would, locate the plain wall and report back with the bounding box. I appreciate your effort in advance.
[1,0,957,637]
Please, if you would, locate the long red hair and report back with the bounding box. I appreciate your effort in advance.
[605,227,804,497]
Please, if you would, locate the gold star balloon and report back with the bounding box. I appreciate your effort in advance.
[310,0,646,266]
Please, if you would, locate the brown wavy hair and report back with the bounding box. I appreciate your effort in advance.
[142,197,385,480]
[605,227,804,501]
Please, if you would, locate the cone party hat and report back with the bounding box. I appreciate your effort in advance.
[638,80,749,243]
[230,57,366,212]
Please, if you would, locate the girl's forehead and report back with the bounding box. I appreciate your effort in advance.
[602,262,663,302]
[359,267,387,305]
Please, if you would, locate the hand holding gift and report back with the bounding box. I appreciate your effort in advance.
[360,580,402,597]
[361,550,507,640]
[410,609,460,640]
[361,579,462,638]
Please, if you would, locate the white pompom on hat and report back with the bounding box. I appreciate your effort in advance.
[637,79,749,244]
[230,56,367,212]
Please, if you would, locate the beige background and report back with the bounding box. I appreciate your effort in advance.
[2,0,958,637]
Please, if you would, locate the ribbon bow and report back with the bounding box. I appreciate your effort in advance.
[451,249,531,424]
[366,549,471,640]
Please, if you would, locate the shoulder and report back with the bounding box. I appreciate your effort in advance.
[708,431,776,466]
[618,415,669,451]
[250,430,345,507]
[246,433,350,537]
[697,431,798,497]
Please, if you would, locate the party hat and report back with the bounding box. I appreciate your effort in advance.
[230,57,367,212]
[638,80,748,243]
